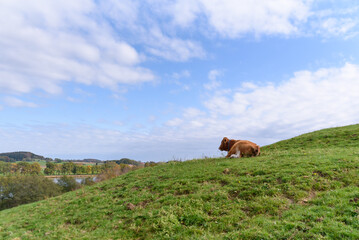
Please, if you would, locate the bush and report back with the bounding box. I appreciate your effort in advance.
[96,163,136,182]
[81,177,96,186]
[57,176,81,192]
[0,175,61,210]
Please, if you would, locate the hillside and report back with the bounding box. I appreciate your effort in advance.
[106,158,144,166]
[1,124,359,239]
[0,151,45,162]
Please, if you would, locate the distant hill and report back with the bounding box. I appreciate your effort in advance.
[0,152,140,165]
[1,124,359,239]
[0,151,45,162]
[61,158,103,164]
[105,158,143,166]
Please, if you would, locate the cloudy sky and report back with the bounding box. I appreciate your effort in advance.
[1,0,359,161]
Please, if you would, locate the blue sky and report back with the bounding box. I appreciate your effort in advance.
[1,0,359,161]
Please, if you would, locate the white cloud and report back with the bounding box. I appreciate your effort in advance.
[199,0,310,37]
[208,69,221,81]
[204,69,222,90]
[162,0,359,39]
[98,0,139,29]
[307,4,359,39]
[183,108,204,119]
[4,96,38,108]
[1,0,357,98]
[166,62,359,149]
[166,118,184,127]
[164,0,311,37]
[170,70,191,92]
[0,0,155,95]
[316,17,358,38]
[146,27,205,61]
[168,0,201,28]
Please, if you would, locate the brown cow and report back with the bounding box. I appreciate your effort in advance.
[219,137,260,158]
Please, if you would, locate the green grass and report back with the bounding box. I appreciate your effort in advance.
[33,159,47,167]
[1,124,359,239]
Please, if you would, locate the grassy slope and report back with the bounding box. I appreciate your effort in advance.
[1,124,359,239]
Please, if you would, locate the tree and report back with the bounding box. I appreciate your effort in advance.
[17,162,30,174]
[44,162,56,175]
[0,156,12,162]
[81,177,95,186]
[106,158,142,166]
[72,164,78,174]
[86,165,92,174]
[61,162,74,174]
[96,162,134,182]
[92,165,101,174]
[29,162,41,175]
[0,162,11,174]
[0,176,61,210]
[57,176,80,192]
[75,165,86,174]
[10,163,18,174]
[55,164,62,175]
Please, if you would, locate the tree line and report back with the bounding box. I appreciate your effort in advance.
[0,161,42,175]
[0,161,102,175]
[43,162,101,175]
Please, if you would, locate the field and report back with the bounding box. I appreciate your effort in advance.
[0,124,359,239]
[31,159,47,167]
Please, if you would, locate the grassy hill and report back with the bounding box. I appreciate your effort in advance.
[1,124,359,239]
[0,151,46,162]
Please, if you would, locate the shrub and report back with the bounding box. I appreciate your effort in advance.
[57,176,81,192]
[81,177,96,186]
[0,175,61,210]
[96,163,136,182]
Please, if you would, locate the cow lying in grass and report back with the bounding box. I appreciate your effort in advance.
[218,137,260,158]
